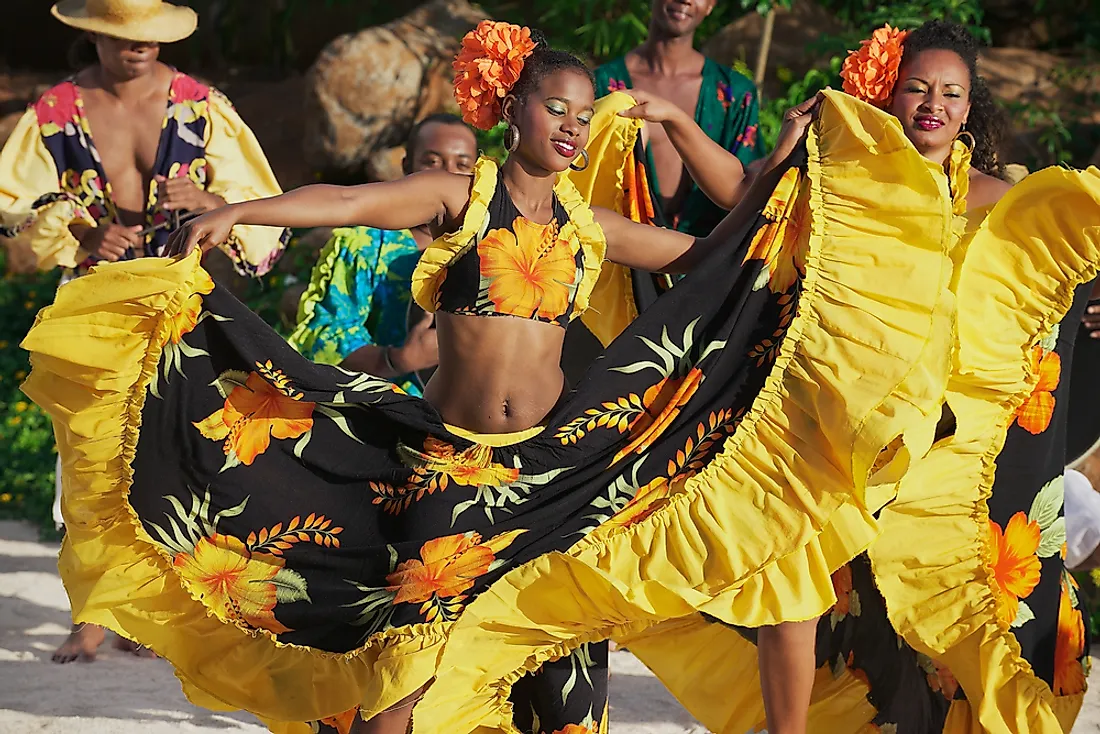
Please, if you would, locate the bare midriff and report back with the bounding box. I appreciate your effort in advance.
[423,311,568,435]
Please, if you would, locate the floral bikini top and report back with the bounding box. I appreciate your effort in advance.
[411,158,606,328]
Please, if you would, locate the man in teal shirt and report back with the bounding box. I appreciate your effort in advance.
[594,0,765,241]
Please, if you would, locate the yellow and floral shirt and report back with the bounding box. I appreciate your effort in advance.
[411,157,606,328]
[0,72,286,277]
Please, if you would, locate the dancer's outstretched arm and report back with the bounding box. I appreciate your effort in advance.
[165,171,473,257]
[602,93,823,274]
[619,88,760,211]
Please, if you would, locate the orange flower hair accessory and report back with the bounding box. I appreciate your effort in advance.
[453,20,538,130]
[840,24,910,107]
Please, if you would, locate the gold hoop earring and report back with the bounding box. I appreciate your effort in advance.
[955,126,976,150]
[504,123,520,153]
[569,149,590,172]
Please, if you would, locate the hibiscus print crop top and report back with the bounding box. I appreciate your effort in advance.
[410,158,606,328]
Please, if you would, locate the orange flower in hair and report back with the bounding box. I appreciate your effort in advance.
[840,24,910,107]
[453,21,538,130]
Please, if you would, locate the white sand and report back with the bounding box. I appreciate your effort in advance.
[0,518,1095,733]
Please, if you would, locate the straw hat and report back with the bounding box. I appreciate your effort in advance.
[51,0,198,44]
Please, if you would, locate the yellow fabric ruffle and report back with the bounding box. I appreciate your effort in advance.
[869,166,1100,734]
[617,615,877,734]
[407,90,960,733]
[409,121,613,322]
[0,108,94,271]
[567,91,645,346]
[20,253,449,727]
[204,89,287,276]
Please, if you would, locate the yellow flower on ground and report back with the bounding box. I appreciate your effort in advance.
[172,533,291,634]
[478,217,577,321]
[989,512,1042,625]
[0,493,11,503]
[14,402,27,412]
[194,371,315,466]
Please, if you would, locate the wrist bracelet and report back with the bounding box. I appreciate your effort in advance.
[383,346,399,374]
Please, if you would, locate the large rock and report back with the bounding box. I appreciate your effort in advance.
[304,0,487,182]
[702,0,847,98]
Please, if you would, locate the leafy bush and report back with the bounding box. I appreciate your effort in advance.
[818,0,989,42]
[756,58,844,152]
[0,249,61,538]
[478,0,746,63]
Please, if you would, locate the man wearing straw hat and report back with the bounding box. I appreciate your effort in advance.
[0,0,288,664]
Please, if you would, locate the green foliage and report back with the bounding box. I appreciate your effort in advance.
[238,233,323,337]
[758,59,844,151]
[476,123,509,164]
[477,0,747,63]
[1003,62,1100,169]
[0,249,61,539]
[818,0,989,43]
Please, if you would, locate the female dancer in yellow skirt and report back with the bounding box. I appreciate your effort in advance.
[612,20,1100,734]
[19,18,1098,734]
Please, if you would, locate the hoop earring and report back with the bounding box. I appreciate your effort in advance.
[504,123,520,153]
[955,125,976,151]
[569,149,590,172]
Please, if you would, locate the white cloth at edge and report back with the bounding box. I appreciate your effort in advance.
[1066,468,1100,569]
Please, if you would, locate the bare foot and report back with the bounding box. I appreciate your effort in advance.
[113,636,157,658]
[51,624,106,663]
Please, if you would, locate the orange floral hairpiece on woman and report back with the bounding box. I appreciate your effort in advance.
[840,24,910,108]
[453,20,538,130]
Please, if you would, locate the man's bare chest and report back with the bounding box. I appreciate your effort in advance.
[630,74,703,119]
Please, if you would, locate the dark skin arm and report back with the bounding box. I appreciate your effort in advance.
[600,93,824,273]
[619,88,757,211]
[339,309,438,377]
[166,170,472,256]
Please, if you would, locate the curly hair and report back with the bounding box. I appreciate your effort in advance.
[509,30,595,103]
[900,20,1011,177]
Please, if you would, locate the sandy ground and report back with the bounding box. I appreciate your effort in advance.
[0,519,1097,734]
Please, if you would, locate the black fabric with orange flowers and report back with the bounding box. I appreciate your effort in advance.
[124,179,799,656]
[433,174,586,327]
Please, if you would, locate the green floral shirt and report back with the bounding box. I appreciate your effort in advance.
[594,56,765,239]
[288,227,422,395]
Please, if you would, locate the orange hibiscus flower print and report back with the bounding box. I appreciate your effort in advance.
[478,217,578,322]
[1015,345,1061,434]
[831,565,854,618]
[172,533,292,634]
[1054,580,1087,695]
[163,269,215,346]
[609,476,672,528]
[386,529,524,613]
[926,660,958,700]
[401,436,520,490]
[612,368,704,464]
[194,366,315,467]
[989,512,1042,625]
[552,723,601,734]
[742,169,808,293]
[319,706,360,734]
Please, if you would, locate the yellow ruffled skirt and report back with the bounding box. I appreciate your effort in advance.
[21,92,1080,733]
